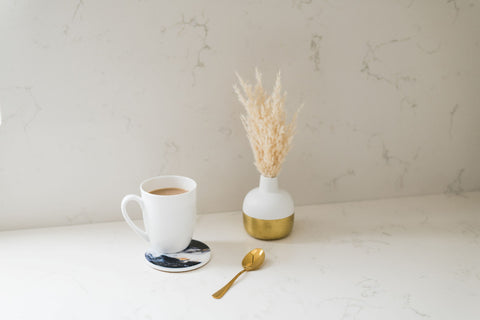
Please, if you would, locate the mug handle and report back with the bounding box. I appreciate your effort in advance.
[121,194,149,242]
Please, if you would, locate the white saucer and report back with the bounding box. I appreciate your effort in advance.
[145,240,211,272]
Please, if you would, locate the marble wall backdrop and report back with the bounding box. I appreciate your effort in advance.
[0,0,479,230]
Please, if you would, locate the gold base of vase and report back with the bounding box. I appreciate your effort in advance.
[242,212,294,240]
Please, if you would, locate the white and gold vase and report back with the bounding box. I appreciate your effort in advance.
[242,175,294,240]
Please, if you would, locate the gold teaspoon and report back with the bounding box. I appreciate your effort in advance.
[212,248,265,299]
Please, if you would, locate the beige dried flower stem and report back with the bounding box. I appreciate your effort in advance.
[235,69,300,178]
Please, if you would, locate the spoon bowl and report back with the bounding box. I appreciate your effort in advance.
[242,248,265,271]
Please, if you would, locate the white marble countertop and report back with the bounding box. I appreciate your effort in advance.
[1,192,479,319]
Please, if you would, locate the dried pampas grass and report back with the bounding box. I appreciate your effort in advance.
[235,69,300,178]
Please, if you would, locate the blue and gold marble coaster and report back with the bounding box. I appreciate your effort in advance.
[145,240,211,272]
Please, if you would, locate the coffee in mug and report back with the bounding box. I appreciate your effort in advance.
[149,188,187,196]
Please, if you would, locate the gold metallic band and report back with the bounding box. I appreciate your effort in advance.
[242,212,294,240]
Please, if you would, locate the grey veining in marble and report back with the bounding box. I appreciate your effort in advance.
[0,0,479,229]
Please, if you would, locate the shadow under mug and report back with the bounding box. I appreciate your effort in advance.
[121,175,197,255]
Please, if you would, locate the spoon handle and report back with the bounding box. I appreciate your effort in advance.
[212,269,246,299]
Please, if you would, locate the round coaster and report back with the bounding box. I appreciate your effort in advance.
[145,239,211,272]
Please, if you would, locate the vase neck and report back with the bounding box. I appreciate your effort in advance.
[259,175,279,193]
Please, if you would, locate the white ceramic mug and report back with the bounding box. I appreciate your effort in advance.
[121,175,197,255]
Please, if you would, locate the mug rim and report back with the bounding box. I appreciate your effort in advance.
[140,175,197,197]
